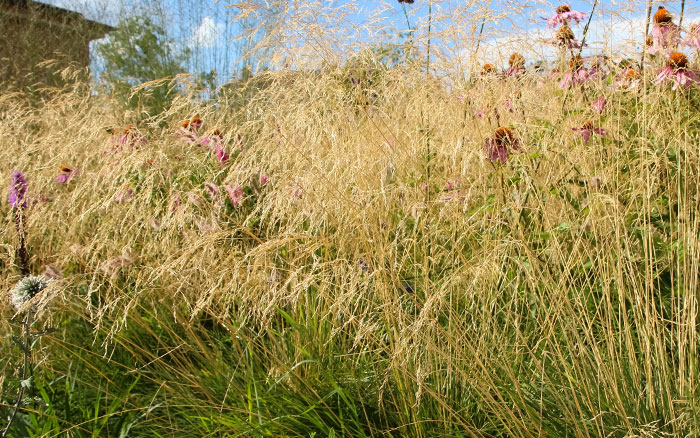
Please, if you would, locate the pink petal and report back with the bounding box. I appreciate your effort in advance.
[204,182,219,199]
[215,148,229,165]
[225,185,244,206]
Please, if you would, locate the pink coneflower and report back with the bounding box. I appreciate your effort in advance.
[224,184,244,206]
[190,116,203,132]
[215,147,229,165]
[200,129,225,149]
[543,4,586,28]
[260,174,269,185]
[55,166,75,184]
[177,117,204,144]
[235,133,245,149]
[169,193,181,212]
[591,97,606,112]
[485,126,520,164]
[119,125,146,146]
[203,182,219,199]
[474,109,485,118]
[177,123,199,144]
[559,57,594,88]
[114,186,134,203]
[108,125,146,153]
[481,63,498,76]
[683,23,700,48]
[551,24,584,49]
[187,192,203,207]
[615,68,641,90]
[655,52,700,90]
[505,53,526,77]
[648,7,680,56]
[573,121,606,142]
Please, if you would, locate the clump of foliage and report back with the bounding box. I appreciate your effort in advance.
[96,15,188,116]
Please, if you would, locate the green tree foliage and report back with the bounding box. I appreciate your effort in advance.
[96,15,188,115]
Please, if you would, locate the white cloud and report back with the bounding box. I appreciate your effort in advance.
[465,13,700,67]
[190,16,224,49]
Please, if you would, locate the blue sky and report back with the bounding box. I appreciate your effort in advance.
[38,0,700,80]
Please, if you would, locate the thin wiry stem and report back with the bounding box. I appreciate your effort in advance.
[401,3,414,62]
[642,0,653,74]
[1,312,32,438]
[576,0,599,59]
[426,0,432,76]
[679,0,686,28]
[13,209,29,276]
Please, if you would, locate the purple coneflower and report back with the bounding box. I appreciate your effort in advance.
[485,127,520,164]
[544,4,586,28]
[573,121,606,142]
[559,57,593,88]
[655,52,700,90]
[177,120,199,144]
[615,68,641,90]
[55,166,75,184]
[551,24,584,49]
[260,174,270,185]
[177,118,205,145]
[505,53,526,77]
[114,186,134,203]
[481,63,498,76]
[591,97,606,113]
[190,116,203,132]
[225,184,244,206]
[683,23,700,48]
[200,129,225,149]
[648,7,680,56]
[215,148,229,165]
[204,182,219,199]
[8,171,28,209]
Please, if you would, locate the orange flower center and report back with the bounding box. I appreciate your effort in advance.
[483,64,496,73]
[569,56,583,70]
[192,117,201,123]
[60,166,72,172]
[669,52,688,69]
[557,25,574,41]
[556,5,571,14]
[509,53,525,68]
[182,120,190,128]
[654,7,672,24]
[213,129,221,136]
[494,127,515,145]
[581,121,594,130]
